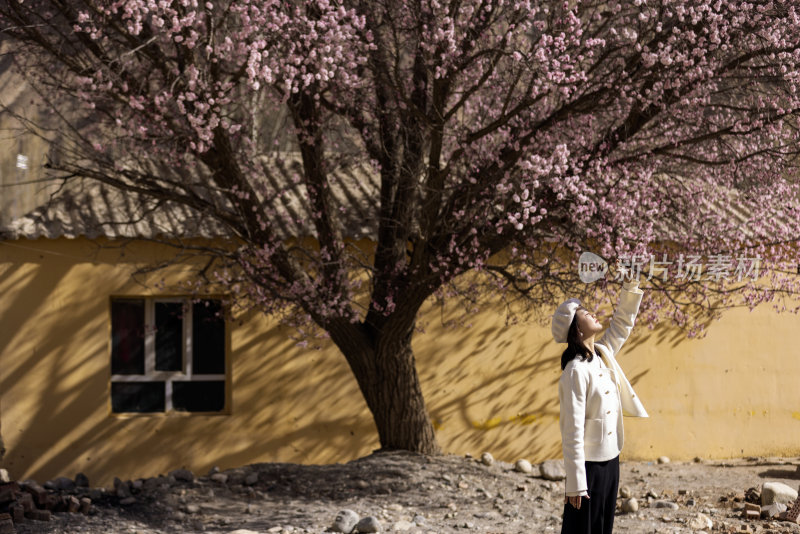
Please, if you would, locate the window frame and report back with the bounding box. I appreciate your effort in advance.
[109,296,228,415]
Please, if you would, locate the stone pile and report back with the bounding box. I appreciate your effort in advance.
[329,509,383,533]
[730,482,800,527]
[475,453,566,482]
[0,468,92,534]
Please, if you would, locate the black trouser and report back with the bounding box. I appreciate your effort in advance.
[561,455,620,534]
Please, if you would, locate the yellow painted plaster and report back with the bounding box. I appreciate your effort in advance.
[0,237,799,487]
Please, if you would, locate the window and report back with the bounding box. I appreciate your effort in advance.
[110,297,226,414]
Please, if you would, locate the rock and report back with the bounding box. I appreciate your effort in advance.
[223,469,245,485]
[540,460,566,481]
[621,498,639,513]
[354,516,382,533]
[75,473,90,488]
[744,486,761,503]
[210,473,228,484]
[131,479,143,491]
[243,473,259,486]
[114,478,132,499]
[207,466,220,476]
[619,486,632,499]
[169,469,195,483]
[689,513,713,530]
[657,456,670,464]
[228,530,261,534]
[761,482,798,505]
[331,509,359,533]
[51,476,76,491]
[480,452,494,466]
[391,520,415,531]
[514,459,532,474]
[143,476,169,491]
[0,470,9,483]
[742,508,760,520]
[386,503,403,512]
[184,504,200,514]
[693,456,703,463]
[119,497,137,506]
[646,489,660,499]
[88,488,104,500]
[653,500,679,510]
[761,502,787,518]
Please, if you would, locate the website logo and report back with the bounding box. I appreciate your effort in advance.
[579,252,608,283]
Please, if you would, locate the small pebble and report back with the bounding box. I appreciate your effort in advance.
[514,459,532,474]
[653,499,679,510]
[354,516,382,533]
[622,498,639,513]
[331,509,359,533]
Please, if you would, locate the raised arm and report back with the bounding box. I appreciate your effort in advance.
[597,279,644,358]
[559,365,589,496]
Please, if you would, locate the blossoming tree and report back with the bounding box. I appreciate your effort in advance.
[3,0,800,453]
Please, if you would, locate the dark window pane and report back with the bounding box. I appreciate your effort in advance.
[111,299,145,375]
[155,302,183,371]
[172,381,225,412]
[111,382,165,413]
[192,300,225,374]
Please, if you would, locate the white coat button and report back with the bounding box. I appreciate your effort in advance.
[607,410,611,414]
[608,431,612,435]
[605,390,610,394]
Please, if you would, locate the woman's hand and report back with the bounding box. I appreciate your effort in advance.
[565,494,589,509]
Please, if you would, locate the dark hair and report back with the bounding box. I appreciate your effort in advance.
[560,310,595,370]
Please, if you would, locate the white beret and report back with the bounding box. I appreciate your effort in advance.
[551,298,581,343]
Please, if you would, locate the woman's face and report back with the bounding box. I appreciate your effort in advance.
[575,307,603,337]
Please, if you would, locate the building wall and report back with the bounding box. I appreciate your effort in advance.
[0,47,64,227]
[1,237,799,487]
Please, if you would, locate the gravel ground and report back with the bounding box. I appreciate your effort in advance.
[10,451,800,534]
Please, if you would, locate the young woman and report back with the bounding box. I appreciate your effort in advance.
[551,279,648,534]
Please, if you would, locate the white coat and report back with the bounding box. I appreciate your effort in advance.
[558,282,648,496]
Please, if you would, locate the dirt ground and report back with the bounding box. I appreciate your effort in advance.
[11,451,800,534]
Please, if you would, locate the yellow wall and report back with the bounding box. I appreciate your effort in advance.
[1,237,799,487]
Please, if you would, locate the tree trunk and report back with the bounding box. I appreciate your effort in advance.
[368,336,440,454]
[330,318,441,455]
